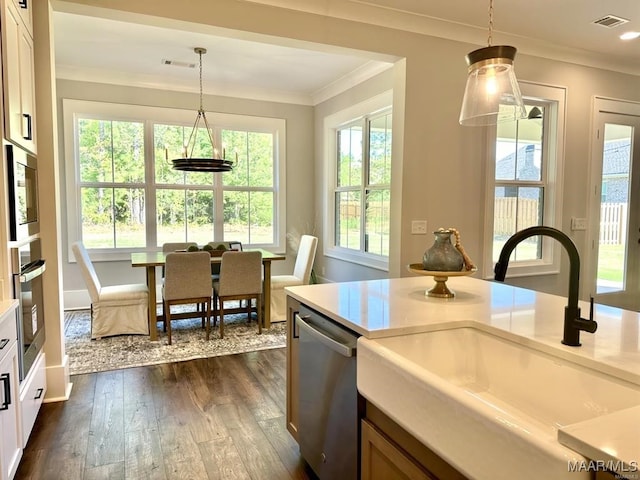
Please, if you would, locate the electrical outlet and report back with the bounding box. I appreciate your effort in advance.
[411,220,427,234]
[571,217,587,231]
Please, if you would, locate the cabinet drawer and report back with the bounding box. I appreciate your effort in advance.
[0,309,17,359]
[20,351,45,447]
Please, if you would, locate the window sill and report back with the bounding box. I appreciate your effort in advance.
[324,247,389,272]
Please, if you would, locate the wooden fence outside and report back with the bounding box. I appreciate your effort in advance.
[493,198,539,236]
[494,199,627,245]
[599,203,627,245]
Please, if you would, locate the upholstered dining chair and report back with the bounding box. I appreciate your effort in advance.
[270,235,318,322]
[162,251,213,345]
[207,241,243,280]
[162,242,198,253]
[212,250,262,338]
[72,241,149,339]
[161,242,198,278]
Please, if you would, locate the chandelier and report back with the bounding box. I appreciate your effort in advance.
[458,0,526,126]
[171,47,234,172]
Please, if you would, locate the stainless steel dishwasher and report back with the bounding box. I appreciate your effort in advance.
[296,305,359,480]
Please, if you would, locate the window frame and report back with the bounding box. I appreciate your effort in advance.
[63,99,286,261]
[482,82,567,279]
[323,90,392,271]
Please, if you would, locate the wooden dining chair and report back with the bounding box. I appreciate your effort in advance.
[162,251,213,345]
[213,250,262,338]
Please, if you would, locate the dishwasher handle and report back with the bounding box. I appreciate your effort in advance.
[296,314,356,358]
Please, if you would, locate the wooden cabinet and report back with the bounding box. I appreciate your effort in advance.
[362,401,467,480]
[0,303,21,480]
[1,0,37,155]
[361,419,435,480]
[285,294,301,441]
[19,350,45,447]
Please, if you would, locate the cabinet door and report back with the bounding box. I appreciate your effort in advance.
[20,351,46,447]
[1,0,37,155]
[0,343,22,480]
[361,420,436,480]
[286,295,301,441]
[10,0,32,34]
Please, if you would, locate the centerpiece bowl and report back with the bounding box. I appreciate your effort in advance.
[407,264,477,298]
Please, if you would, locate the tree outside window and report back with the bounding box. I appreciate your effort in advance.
[78,119,146,248]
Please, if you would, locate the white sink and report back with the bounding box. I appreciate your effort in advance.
[357,327,640,480]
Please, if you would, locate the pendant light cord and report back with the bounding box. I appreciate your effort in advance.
[487,0,494,47]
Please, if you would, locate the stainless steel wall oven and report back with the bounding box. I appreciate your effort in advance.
[6,143,39,242]
[11,238,46,381]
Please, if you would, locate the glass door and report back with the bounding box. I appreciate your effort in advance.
[592,113,640,311]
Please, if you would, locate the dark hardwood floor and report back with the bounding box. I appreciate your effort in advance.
[15,348,317,480]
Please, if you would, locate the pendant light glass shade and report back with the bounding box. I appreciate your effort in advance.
[171,48,233,172]
[459,46,526,126]
[459,0,527,126]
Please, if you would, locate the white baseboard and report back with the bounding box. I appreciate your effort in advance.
[64,290,90,310]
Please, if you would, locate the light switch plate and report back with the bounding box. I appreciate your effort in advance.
[571,217,587,231]
[411,220,427,234]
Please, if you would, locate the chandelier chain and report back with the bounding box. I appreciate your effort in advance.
[487,0,494,47]
[198,49,204,112]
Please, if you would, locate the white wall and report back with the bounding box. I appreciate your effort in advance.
[57,80,314,307]
[53,0,640,303]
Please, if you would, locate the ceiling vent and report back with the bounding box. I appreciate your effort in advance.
[161,59,196,68]
[592,15,629,28]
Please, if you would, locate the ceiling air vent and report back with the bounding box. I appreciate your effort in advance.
[592,15,629,28]
[161,59,196,68]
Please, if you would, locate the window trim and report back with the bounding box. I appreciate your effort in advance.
[482,82,567,279]
[63,99,286,261]
[323,90,392,271]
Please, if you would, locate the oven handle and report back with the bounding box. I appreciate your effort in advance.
[296,314,356,357]
[0,373,10,411]
[19,259,46,283]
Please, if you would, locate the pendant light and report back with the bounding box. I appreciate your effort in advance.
[171,47,234,172]
[458,0,527,126]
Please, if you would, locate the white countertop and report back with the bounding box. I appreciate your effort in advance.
[286,276,640,472]
[0,299,18,321]
[287,276,640,384]
[558,405,640,477]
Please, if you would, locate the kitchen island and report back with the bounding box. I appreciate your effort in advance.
[285,276,640,480]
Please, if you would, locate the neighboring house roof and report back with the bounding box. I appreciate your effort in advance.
[496,144,539,181]
[602,139,630,176]
[496,139,629,179]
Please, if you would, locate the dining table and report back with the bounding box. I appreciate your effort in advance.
[131,248,286,340]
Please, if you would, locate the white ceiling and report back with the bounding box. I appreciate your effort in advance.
[52,0,640,106]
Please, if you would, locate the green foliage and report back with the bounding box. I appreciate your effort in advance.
[78,116,277,248]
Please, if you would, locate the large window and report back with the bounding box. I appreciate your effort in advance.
[64,100,286,258]
[483,84,566,277]
[326,92,392,270]
[77,119,146,248]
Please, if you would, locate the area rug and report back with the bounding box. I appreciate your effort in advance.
[64,309,286,376]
